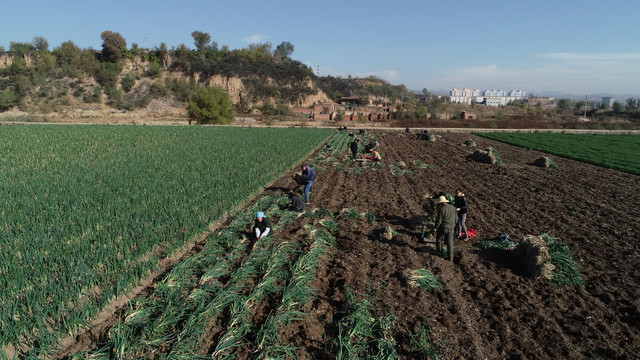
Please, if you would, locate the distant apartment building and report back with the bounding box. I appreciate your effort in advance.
[449,88,526,106]
[601,97,614,107]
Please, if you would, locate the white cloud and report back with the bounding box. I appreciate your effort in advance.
[422,53,640,95]
[539,52,640,62]
[354,70,400,81]
[242,33,269,43]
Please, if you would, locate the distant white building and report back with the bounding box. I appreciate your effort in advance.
[449,88,526,106]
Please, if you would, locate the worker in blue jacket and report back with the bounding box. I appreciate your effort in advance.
[301,164,316,203]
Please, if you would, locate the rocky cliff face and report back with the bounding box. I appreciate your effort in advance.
[200,73,330,108]
[0,52,331,112]
[0,53,36,68]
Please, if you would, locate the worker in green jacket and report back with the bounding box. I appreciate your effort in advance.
[432,195,457,261]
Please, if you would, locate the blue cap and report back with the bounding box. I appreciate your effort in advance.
[256,211,265,218]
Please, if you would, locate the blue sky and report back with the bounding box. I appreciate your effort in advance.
[2,0,639,97]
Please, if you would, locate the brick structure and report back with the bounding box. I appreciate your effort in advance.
[462,111,476,120]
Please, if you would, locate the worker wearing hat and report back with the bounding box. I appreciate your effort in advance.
[432,195,457,261]
[254,211,272,240]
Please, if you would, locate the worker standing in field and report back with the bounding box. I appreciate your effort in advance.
[432,195,457,261]
[350,138,360,160]
[301,164,316,204]
[254,211,272,240]
[454,189,469,241]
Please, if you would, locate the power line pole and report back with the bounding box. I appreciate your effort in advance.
[584,94,588,118]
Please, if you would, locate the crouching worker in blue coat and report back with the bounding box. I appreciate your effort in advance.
[254,211,272,240]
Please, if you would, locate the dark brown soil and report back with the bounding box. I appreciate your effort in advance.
[57,131,640,359]
[245,131,640,359]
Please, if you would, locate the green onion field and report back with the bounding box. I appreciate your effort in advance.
[476,132,640,175]
[0,125,331,355]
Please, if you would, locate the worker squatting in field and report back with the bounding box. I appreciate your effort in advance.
[254,211,272,240]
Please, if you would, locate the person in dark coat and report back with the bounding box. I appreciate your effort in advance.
[300,165,316,203]
[350,138,360,160]
[254,211,272,240]
[325,143,333,152]
[289,192,305,212]
[432,195,457,261]
[454,189,469,241]
[364,140,378,154]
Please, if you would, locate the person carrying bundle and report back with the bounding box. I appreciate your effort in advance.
[300,164,316,203]
[292,173,310,187]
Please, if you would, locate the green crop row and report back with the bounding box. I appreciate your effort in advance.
[475,132,640,175]
[0,125,332,357]
[71,193,336,359]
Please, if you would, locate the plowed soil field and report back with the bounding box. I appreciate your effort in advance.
[60,130,640,360]
[252,131,640,359]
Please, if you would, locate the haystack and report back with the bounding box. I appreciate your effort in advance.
[513,235,555,278]
[470,147,500,164]
[381,225,395,241]
[533,156,557,168]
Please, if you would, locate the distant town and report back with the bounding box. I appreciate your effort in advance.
[448,88,619,108]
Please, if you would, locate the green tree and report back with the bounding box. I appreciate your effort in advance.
[414,102,428,118]
[95,62,123,87]
[100,31,127,62]
[0,90,18,111]
[121,73,136,92]
[625,98,638,111]
[34,52,56,75]
[54,41,81,66]
[9,57,28,74]
[187,86,235,124]
[612,101,623,114]
[274,41,294,63]
[556,98,572,110]
[191,31,216,52]
[247,42,273,59]
[32,36,49,52]
[146,62,163,78]
[9,42,35,55]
